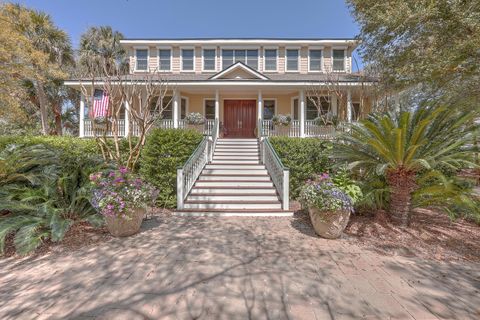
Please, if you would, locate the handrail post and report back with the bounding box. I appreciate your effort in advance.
[177,168,184,209]
[283,169,289,210]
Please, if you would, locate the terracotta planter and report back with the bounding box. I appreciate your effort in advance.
[308,207,351,239]
[187,124,204,133]
[105,207,146,237]
[276,125,291,136]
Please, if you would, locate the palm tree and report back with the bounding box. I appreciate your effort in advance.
[336,106,479,226]
[78,26,126,75]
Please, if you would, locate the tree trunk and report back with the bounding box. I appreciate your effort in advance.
[52,101,63,135]
[386,168,416,227]
[34,81,49,135]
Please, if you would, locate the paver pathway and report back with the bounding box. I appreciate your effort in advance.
[1,215,479,319]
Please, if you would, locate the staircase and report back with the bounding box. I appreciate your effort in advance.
[175,138,293,216]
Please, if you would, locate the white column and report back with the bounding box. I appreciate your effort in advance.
[257,90,263,122]
[79,94,85,137]
[331,93,338,116]
[299,89,305,137]
[173,90,179,128]
[124,101,130,137]
[347,89,353,123]
[214,90,220,136]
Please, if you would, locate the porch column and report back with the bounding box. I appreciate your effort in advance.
[347,89,353,123]
[173,90,179,128]
[257,90,263,122]
[79,94,85,137]
[124,101,130,137]
[215,90,220,136]
[299,89,305,137]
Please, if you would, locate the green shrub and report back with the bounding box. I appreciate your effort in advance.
[139,128,203,208]
[269,137,334,198]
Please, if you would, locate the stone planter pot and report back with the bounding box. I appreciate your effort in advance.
[276,125,291,136]
[308,207,351,239]
[187,124,204,133]
[105,207,146,237]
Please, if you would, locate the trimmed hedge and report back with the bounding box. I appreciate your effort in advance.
[139,128,203,208]
[269,137,334,198]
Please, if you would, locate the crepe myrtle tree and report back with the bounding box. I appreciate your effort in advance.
[78,61,173,170]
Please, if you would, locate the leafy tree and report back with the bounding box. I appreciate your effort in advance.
[336,106,479,226]
[347,0,480,106]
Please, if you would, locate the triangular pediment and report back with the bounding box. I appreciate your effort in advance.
[209,62,269,80]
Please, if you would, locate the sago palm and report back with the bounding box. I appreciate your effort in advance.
[336,106,479,226]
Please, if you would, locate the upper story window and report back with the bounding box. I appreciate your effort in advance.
[158,49,171,71]
[135,49,148,71]
[222,49,258,69]
[309,49,322,72]
[203,49,216,71]
[332,49,345,71]
[286,49,299,71]
[181,49,194,71]
[264,49,277,71]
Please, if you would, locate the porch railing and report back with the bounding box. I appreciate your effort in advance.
[259,138,289,210]
[259,120,349,139]
[84,119,126,137]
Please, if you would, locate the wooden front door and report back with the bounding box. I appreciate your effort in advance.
[224,100,257,138]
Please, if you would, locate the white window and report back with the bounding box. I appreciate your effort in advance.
[158,49,171,71]
[181,97,188,119]
[286,49,299,71]
[309,49,322,71]
[203,49,216,71]
[222,49,258,69]
[264,49,277,71]
[306,97,330,120]
[182,49,194,71]
[292,98,299,120]
[263,100,276,120]
[204,100,215,119]
[135,49,148,71]
[333,49,345,71]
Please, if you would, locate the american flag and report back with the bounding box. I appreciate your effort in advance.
[90,89,109,118]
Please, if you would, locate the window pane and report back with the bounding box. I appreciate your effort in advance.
[286,49,298,71]
[263,100,275,120]
[293,98,299,120]
[158,49,171,71]
[203,49,216,70]
[246,50,258,69]
[136,49,148,70]
[264,49,277,71]
[333,50,345,71]
[204,100,215,119]
[160,96,173,119]
[181,98,187,119]
[222,50,234,69]
[309,50,322,71]
[182,49,194,70]
[234,50,246,63]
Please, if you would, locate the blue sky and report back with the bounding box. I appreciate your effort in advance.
[14,0,362,69]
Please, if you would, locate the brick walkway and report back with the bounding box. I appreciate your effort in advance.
[1,215,479,319]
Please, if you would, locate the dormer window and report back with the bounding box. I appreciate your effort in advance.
[309,49,322,72]
[286,49,299,71]
[182,49,194,71]
[135,49,148,71]
[333,49,345,71]
[158,49,171,71]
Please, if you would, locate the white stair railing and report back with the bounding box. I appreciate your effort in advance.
[260,138,290,210]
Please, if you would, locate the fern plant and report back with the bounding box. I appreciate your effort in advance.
[0,144,105,255]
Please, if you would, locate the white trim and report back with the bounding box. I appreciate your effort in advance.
[331,48,347,73]
[263,47,278,72]
[121,39,359,46]
[134,47,150,72]
[291,96,299,120]
[285,48,300,72]
[262,98,277,120]
[180,47,195,72]
[180,96,189,119]
[157,47,172,72]
[79,95,85,137]
[308,48,324,73]
[202,47,217,72]
[203,98,216,120]
[210,62,269,80]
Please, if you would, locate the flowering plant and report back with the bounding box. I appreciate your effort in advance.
[272,114,292,126]
[185,112,206,125]
[299,173,354,213]
[89,167,158,220]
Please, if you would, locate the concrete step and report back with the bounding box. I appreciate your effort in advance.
[190,187,277,195]
[205,164,265,170]
[174,209,293,217]
[218,139,258,142]
[211,160,260,164]
[195,180,274,187]
[213,155,260,160]
[183,201,282,210]
[198,174,271,181]
[187,194,279,201]
[214,152,259,156]
[215,147,259,151]
[217,141,258,145]
[202,169,268,175]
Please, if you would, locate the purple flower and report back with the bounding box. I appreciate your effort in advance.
[119,167,128,174]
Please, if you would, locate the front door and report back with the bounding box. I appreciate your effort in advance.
[224,100,256,138]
